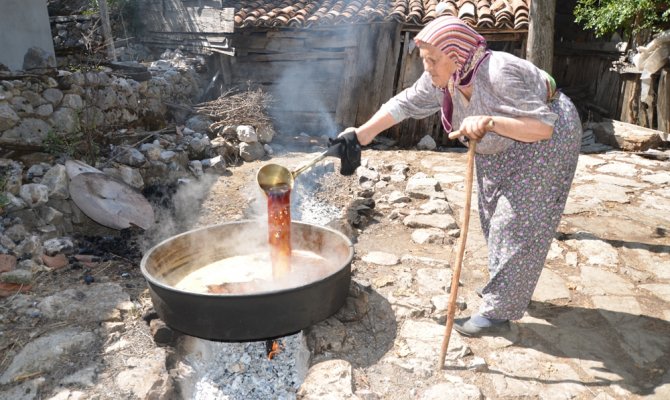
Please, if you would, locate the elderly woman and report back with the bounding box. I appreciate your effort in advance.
[332,16,582,336]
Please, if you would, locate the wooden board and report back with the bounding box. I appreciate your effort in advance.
[230,58,343,83]
[265,83,339,113]
[658,69,669,134]
[236,51,346,62]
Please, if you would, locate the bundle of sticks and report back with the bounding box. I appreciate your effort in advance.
[194,87,274,136]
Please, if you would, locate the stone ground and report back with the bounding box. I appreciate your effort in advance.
[1,142,669,399]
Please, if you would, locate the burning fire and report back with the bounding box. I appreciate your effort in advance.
[266,339,283,360]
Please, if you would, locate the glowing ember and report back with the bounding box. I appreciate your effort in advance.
[267,184,292,279]
[266,339,282,360]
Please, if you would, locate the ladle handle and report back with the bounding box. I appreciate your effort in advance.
[290,143,343,179]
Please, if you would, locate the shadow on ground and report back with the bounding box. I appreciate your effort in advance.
[505,301,670,396]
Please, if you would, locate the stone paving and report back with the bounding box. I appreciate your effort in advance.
[303,148,670,399]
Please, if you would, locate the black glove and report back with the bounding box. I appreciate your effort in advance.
[328,130,361,176]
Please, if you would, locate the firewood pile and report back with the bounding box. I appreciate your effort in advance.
[194,87,274,136]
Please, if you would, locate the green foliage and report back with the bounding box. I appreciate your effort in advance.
[574,0,670,38]
[44,130,77,157]
[44,128,100,165]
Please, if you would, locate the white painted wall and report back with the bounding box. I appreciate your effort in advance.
[0,0,55,71]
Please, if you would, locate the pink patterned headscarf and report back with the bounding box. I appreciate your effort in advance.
[414,16,490,133]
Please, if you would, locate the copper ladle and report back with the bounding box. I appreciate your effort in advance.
[257,144,342,194]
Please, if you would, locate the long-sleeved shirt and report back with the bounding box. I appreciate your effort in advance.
[380,51,559,154]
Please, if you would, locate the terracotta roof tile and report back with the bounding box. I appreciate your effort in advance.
[224,0,529,30]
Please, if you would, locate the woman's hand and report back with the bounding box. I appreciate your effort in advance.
[329,128,361,176]
[458,115,495,141]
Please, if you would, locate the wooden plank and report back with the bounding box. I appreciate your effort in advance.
[658,69,669,134]
[218,54,232,86]
[351,25,379,127]
[236,51,346,62]
[265,37,306,52]
[230,58,343,84]
[366,23,401,119]
[304,31,359,49]
[399,36,423,90]
[395,32,411,91]
[556,42,627,54]
[265,83,339,113]
[335,47,359,128]
[619,75,640,124]
[231,33,271,50]
[270,110,338,135]
[592,59,621,117]
[642,74,658,129]
[265,27,360,47]
[526,0,556,72]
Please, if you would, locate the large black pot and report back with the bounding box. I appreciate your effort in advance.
[140,220,353,341]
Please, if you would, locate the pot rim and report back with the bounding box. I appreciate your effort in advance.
[140,219,354,298]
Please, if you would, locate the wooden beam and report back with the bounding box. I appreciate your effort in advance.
[658,69,669,134]
[526,0,556,73]
[236,51,346,62]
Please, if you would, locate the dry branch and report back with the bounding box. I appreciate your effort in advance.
[194,87,274,135]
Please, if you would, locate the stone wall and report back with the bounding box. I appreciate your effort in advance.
[0,56,202,148]
[51,15,103,55]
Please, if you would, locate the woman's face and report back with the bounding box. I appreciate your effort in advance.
[419,43,458,89]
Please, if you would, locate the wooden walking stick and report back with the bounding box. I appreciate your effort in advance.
[438,121,491,369]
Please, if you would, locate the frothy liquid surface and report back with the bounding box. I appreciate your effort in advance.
[174,249,335,294]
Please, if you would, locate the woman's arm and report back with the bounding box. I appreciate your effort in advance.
[344,71,441,145]
[459,115,553,143]
[354,110,398,146]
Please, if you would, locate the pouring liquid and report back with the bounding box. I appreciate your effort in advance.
[267,184,292,279]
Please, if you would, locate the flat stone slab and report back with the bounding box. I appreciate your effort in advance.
[387,319,466,374]
[487,347,587,399]
[533,268,570,301]
[591,174,647,188]
[0,328,96,384]
[403,213,457,230]
[641,172,670,185]
[619,247,670,280]
[298,360,355,400]
[419,381,482,400]
[362,251,400,266]
[579,266,635,296]
[640,284,670,303]
[570,183,631,204]
[590,118,663,151]
[565,232,619,267]
[594,162,639,177]
[37,282,132,323]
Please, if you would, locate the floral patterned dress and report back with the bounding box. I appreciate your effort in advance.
[384,51,582,320]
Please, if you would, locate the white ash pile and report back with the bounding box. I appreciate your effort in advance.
[174,333,310,400]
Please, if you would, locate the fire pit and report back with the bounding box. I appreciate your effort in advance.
[140,220,353,341]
